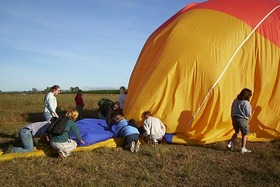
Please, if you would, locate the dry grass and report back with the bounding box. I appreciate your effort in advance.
[0,93,279,187]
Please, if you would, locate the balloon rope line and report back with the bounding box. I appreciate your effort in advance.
[187,5,280,128]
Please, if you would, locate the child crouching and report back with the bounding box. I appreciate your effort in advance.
[112,114,140,152]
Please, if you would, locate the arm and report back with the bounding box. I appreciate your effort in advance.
[244,101,252,118]
[143,119,151,136]
[70,121,84,143]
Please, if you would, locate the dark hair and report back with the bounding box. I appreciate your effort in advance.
[237,88,252,101]
[143,111,152,117]
[50,85,60,92]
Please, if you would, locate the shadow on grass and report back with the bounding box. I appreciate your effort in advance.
[21,109,99,123]
[0,134,21,150]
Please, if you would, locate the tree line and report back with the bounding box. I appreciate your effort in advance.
[1,87,119,94]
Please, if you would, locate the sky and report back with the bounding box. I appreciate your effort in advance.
[0,0,205,92]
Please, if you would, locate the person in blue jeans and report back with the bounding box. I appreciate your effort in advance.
[3,121,50,154]
[112,114,140,152]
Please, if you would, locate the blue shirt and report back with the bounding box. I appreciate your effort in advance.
[113,119,139,138]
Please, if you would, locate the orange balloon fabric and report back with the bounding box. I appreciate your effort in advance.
[124,0,280,144]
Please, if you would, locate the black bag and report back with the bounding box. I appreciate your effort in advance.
[98,98,114,108]
[47,116,69,135]
[128,119,137,128]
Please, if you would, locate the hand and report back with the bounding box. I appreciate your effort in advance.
[80,140,85,144]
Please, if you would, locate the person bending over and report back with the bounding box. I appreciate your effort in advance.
[49,107,85,158]
[142,111,166,146]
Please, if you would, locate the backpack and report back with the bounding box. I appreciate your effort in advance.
[98,98,114,108]
[128,119,137,128]
[47,116,69,135]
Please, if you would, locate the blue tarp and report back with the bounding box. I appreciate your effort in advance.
[70,118,173,146]
[71,118,114,146]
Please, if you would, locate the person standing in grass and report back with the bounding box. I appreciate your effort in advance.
[49,107,85,158]
[227,88,253,153]
[74,89,84,120]
[44,85,61,121]
[142,111,166,146]
[3,121,50,154]
[112,114,140,152]
[118,86,127,112]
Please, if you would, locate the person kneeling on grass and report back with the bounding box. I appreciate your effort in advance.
[142,111,166,146]
[112,114,140,152]
[49,107,85,158]
[3,121,50,154]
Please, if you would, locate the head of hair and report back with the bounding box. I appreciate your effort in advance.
[66,107,79,121]
[112,113,124,124]
[50,85,60,92]
[143,111,152,118]
[119,86,127,94]
[77,89,82,94]
[237,88,252,101]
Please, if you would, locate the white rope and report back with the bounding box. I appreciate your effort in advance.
[187,5,280,128]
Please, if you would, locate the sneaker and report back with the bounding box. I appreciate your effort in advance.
[3,145,14,154]
[135,144,140,153]
[58,150,66,158]
[227,143,233,151]
[152,139,158,147]
[241,148,251,153]
[130,141,136,152]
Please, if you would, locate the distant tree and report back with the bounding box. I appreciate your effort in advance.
[74,86,79,92]
[44,87,51,93]
[31,88,39,93]
[70,86,79,92]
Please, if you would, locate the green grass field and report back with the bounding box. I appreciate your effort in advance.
[0,93,279,186]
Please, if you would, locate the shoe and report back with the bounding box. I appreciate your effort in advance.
[58,150,66,158]
[3,145,14,154]
[227,143,233,151]
[152,139,158,147]
[135,144,140,153]
[241,148,251,153]
[130,141,136,152]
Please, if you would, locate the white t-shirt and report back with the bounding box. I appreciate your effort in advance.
[143,116,166,139]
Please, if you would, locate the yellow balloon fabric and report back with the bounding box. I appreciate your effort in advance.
[124,0,280,144]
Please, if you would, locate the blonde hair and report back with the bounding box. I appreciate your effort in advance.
[66,107,79,121]
[113,114,124,123]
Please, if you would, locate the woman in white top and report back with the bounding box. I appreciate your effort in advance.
[44,85,61,121]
